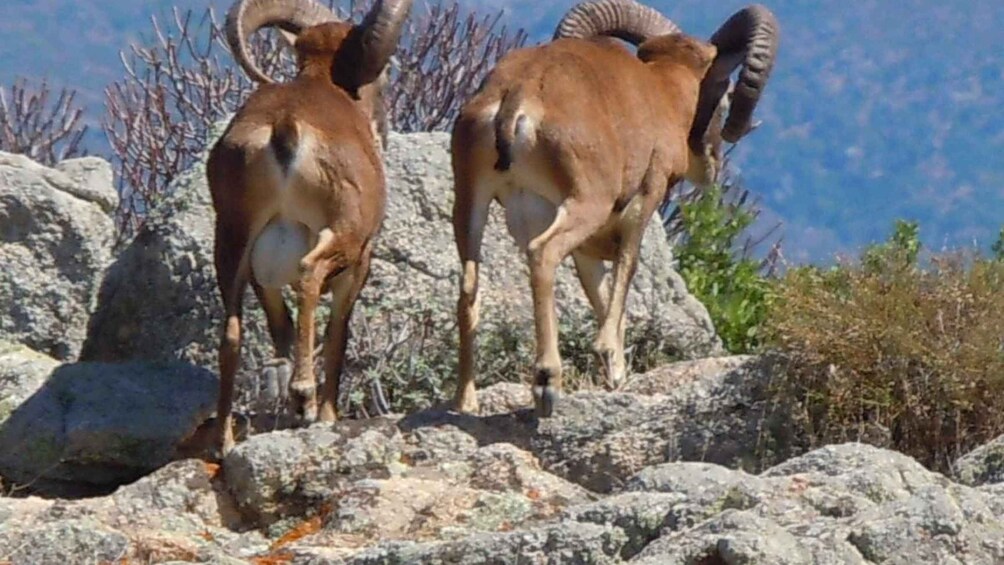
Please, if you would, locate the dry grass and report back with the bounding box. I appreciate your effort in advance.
[765,250,1004,471]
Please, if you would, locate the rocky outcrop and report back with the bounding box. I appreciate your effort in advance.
[0,343,217,496]
[2,389,1002,563]
[80,130,721,400]
[0,152,117,360]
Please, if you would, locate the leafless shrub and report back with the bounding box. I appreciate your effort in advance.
[388,2,528,133]
[103,1,526,237]
[0,78,87,166]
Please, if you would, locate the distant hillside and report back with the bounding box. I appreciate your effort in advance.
[3,0,1002,262]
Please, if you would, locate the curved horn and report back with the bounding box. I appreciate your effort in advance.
[353,0,413,87]
[706,4,780,142]
[553,0,680,45]
[225,0,340,84]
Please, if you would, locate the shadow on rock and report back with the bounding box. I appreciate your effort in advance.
[0,361,217,498]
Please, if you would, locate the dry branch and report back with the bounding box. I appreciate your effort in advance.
[0,78,87,165]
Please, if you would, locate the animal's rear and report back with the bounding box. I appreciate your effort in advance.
[251,217,313,289]
[475,39,646,175]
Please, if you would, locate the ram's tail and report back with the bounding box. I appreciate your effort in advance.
[493,88,528,172]
[269,115,301,175]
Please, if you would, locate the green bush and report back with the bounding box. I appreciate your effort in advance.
[764,222,1004,472]
[674,185,774,353]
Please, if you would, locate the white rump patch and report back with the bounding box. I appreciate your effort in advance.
[251,218,312,289]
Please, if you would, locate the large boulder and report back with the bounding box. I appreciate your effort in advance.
[0,152,117,360]
[81,130,721,411]
[0,344,217,496]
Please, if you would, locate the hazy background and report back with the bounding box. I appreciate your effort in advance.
[3,0,1002,262]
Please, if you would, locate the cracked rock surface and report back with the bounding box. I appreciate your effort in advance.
[2,358,1002,563]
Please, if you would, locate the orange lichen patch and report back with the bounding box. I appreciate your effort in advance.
[269,502,335,551]
[525,487,542,501]
[203,462,222,479]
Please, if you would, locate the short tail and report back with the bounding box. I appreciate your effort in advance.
[494,88,527,172]
[270,115,300,175]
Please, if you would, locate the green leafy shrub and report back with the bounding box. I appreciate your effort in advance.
[764,222,1004,472]
[674,185,775,353]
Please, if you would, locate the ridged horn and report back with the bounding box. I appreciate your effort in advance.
[706,4,780,143]
[353,0,413,87]
[553,0,680,45]
[225,0,340,84]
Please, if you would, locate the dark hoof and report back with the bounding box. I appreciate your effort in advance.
[532,385,559,418]
[532,366,561,418]
[288,381,318,426]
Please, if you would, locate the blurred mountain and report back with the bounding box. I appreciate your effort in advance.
[2,0,1002,262]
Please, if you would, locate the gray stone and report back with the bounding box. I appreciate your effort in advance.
[0,341,58,427]
[0,151,116,360]
[631,510,814,564]
[331,522,628,565]
[80,126,278,380]
[954,434,1004,487]
[223,418,405,527]
[561,492,681,559]
[0,359,217,495]
[529,355,794,492]
[846,485,1004,564]
[54,157,119,213]
[0,518,130,563]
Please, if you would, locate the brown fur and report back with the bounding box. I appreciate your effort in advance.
[206,21,388,455]
[451,33,716,416]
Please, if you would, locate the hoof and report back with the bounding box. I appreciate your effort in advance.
[214,417,235,460]
[452,388,480,414]
[288,381,318,425]
[532,385,559,418]
[532,365,561,418]
[318,401,338,423]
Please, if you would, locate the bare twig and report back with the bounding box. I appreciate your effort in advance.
[0,78,87,165]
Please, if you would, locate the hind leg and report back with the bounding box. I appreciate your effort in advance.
[252,284,294,404]
[214,223,251,456]
[287,227,365,424]
[594,181,663,388]
[317,243,372,422]
[527,199,610,417]
[451,132,494,414]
